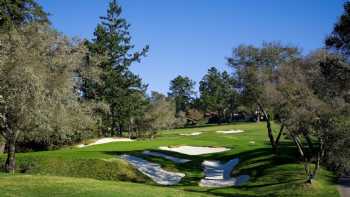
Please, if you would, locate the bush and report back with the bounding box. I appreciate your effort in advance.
[186,109,204,125]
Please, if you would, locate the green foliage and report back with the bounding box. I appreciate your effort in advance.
[186,108,204,125]
[0,0,49,30]
[0,24,96,171]
[144,92,176,131]
[227,42,300,114]
[326,2,350,56]
[261,48,350,177]
[199,67,238,123]
[322,2,350,174]
[81,0,149,136]
[174,110,187,128]
[168,75,196,113]
[141,92,182,133]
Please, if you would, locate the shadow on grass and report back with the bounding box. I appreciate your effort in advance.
[177,122,247,129]
[103,142,297,175]
[96,138,339,197]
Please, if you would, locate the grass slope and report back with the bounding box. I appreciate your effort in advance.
[0,122,340,196]
[0,174,212,197]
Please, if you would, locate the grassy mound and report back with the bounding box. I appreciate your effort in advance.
[0,156,148,183]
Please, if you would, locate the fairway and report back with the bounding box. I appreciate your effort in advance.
[1,1,348,196]
[0,123,339,197]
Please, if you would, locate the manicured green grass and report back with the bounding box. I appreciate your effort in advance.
[0,174,212,197]
[0,122,340,196]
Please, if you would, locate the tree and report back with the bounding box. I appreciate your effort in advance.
[168,75,196,113]
[268,49,350,183]
[142,92,177,137]
[322,2,350,175]
[272,58,325,183]
[199,67,238,123]
[0,0,48,173]
[0,0,49,30]
[186,109,204,125]
[326,2,350,56]
[82,0,149,136]
[303,50,350,177]
[227,42,300,152]
[0,24,90,172]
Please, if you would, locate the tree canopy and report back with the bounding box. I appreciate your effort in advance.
[168,75,196,114]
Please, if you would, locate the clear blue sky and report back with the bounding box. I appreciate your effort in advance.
[38,0,345,94]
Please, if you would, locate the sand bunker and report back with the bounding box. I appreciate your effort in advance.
[202,158,239,180]
[159,146,230,155]
[179,132,202,136]
[143,151,191,163]
[77,137,134,148]
[199,175,250,187]
[120,154,185,185]
[199,158,250,187]
[216,130,244,134]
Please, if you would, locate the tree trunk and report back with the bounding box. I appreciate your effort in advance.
[5,137,16,173]
[0,143,4,153]
[257,102,277,152]
[128,122,131,139]
[275,124,284,147]
[291,134,320,184]
[118,124,123,137]
[111,120,116,137]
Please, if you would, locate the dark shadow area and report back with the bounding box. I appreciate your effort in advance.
[338,177,350,187]
[101,141,316,197]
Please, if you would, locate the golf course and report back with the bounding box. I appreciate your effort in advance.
[0,123,340,196]
[1,0,349,196]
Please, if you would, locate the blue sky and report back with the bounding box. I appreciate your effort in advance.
[38,0,345,94]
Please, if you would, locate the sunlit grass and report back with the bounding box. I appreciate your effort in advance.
[0,122,339,196]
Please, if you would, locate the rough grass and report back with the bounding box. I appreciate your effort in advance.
[0,122,340,196]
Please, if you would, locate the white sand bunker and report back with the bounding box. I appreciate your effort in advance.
[159,146,230,155]
[179,132,202,136]
[77,137,134,148]
[143,151,191,164]
[216,130,244,134]
[249,141,256,144]
[120,154,185,185]
[199,158,250,187]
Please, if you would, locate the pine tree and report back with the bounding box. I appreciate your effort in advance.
[168,75,196,113]
[82,0,149,136]
[0,0,49,30]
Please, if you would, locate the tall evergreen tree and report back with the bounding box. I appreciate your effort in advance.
[199,67,237,123]
[82,0,149,136]
[168,75,196,113]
